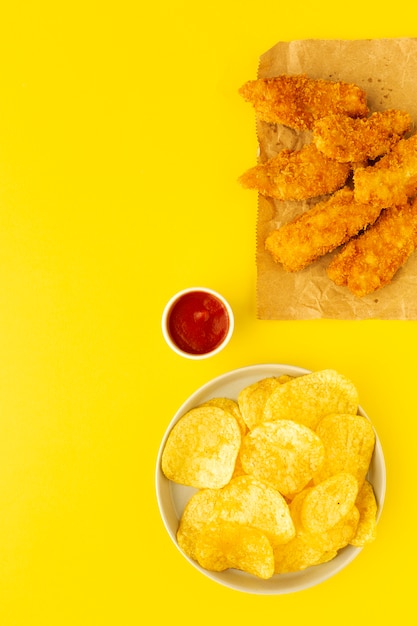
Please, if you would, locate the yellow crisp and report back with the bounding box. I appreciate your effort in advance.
[309,506,360,553]
[350,480,378,546]
[273,532,327,574]
[195,521,275,579]
[199,398,248,479]
[240,420,325,497]
[214,475,295,546]
[314,413,375,487]
[300,472,359,534]
[237,376,290,430]
[177,489,220,561]
[263,369,359,430]
[275,494,359,573]
[201,397,248,436]
[313,550,339,566]
[289,488,312,530]
[161,406,241,489]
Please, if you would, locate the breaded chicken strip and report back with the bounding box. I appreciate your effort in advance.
[239,74,369,130]
[327,199,417,297]
[354,133,417,208]
[265,187,383,272]
[239,144,351,201]
[313,110,412,163]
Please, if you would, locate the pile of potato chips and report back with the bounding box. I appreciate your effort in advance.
[161,369,378,580]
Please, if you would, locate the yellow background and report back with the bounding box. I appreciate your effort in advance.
[0,1,415,624]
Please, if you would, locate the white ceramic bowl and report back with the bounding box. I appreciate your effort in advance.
[155,364,386,595]
[161,287,234,360]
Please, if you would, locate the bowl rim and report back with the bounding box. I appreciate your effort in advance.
[155,363,386,595]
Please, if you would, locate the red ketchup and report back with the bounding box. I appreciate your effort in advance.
[167,290,230,355]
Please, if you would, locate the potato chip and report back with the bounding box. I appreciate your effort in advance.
[201,397,248,436]
[275,493,359,573]
[239,420,325,497]
[288,487,312,530]
[230,452,247,479]
[177,489,220,560]
[199,398,248,479]
[278,375,293,384]
[273,532,327,573]
[350,480,377,546]
[314,551,339,565]
[238,375,292,430]
[161,406,241,488]
[214,475,295,545]
[194,521,275,579]
[263,369,359,430]
[291,484,359,542]
[300,472,359,534]
[314,413,375,488]
[309,505,360,553]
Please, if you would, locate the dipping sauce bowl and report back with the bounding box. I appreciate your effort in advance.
[162,287,234,359]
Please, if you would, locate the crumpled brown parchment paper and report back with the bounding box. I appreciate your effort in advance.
[254,38,417,319]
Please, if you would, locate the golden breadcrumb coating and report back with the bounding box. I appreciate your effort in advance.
[327,199,417,297]
[353,133,417,208]
[239,74,369,130]
[239,144,351,201]
[313,109,412,163]
[265,187,383,272]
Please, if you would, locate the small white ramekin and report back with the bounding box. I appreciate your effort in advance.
[161,287,234,360]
